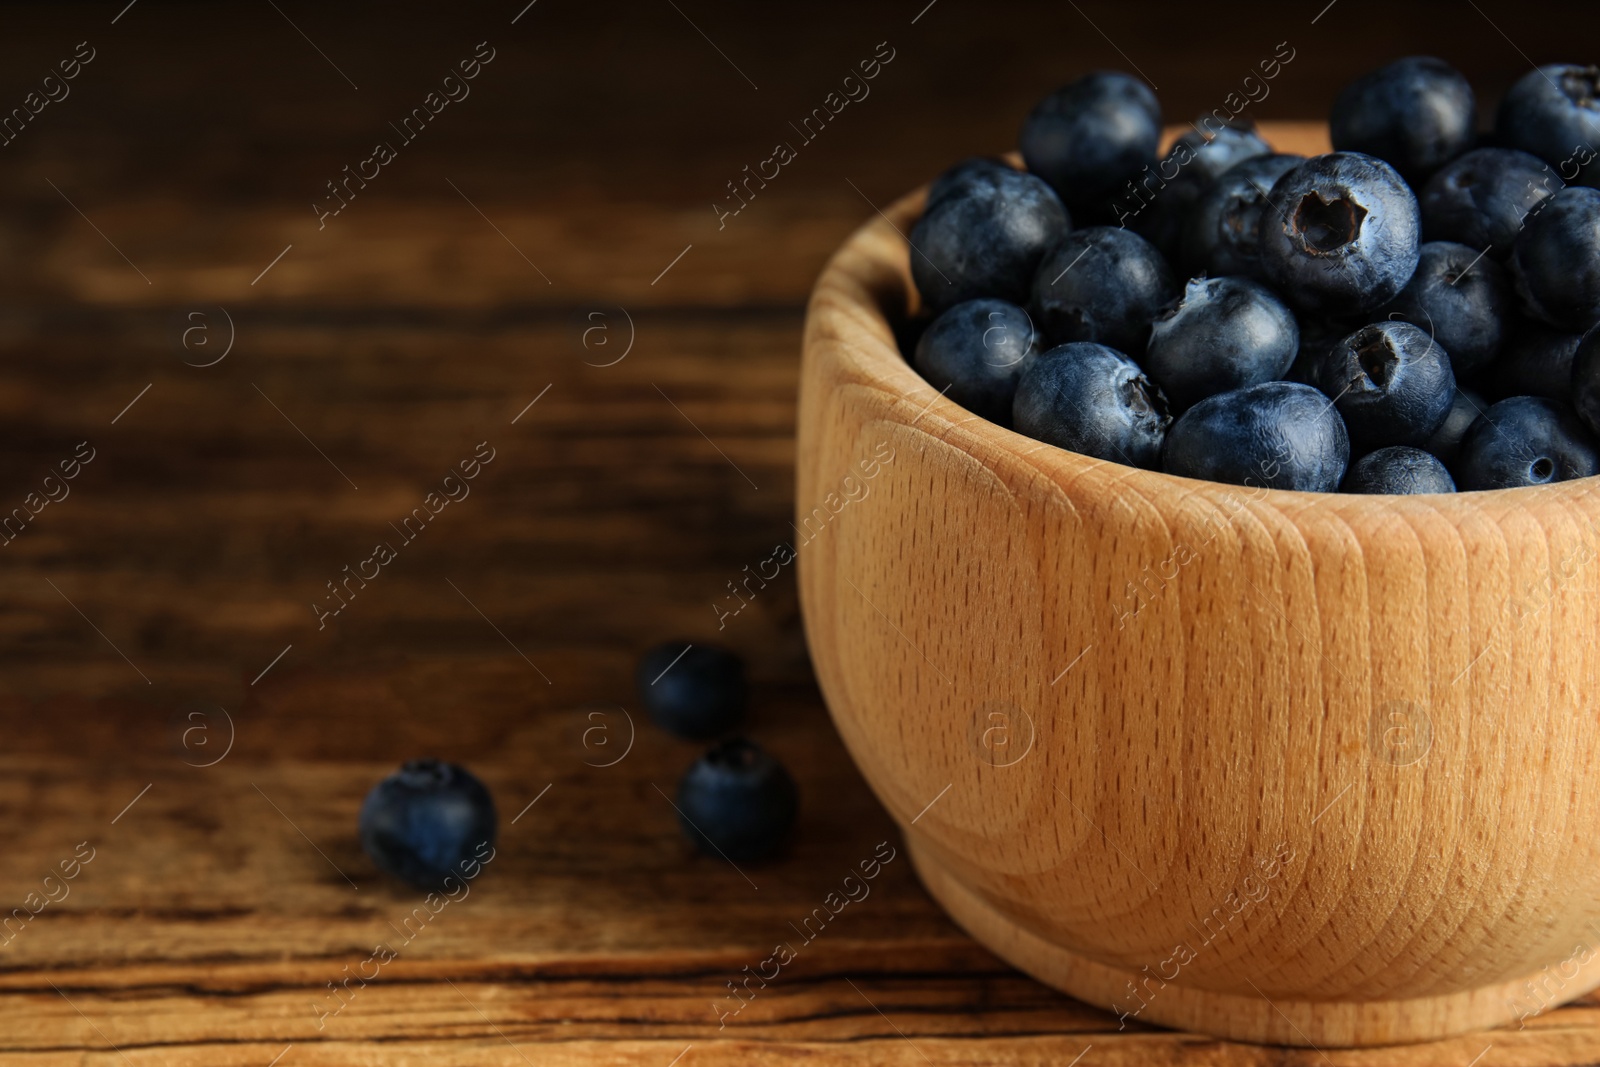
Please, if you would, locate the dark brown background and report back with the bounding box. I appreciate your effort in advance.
[0,1,1596,1063]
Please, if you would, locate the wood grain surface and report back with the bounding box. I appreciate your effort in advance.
[1,0,1598,1062]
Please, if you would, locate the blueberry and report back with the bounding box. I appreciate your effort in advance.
[911,168,1069,312]
[676,737,798,863]
[1342,446,1457,494]
[1012,343,1170,468]
[637,641,746,740]
[1020,71,1161,218]
[1285,314,1363,387]
[1511,186,1600,333]
[1494,64,1600,188]
[1454,395,1600,490]
[359,759,497,890]
[927,156,1014,206]
[913,299,1040,425]
[1483,324,1582,401]
[1330,57,1476,186]
[1143,276,1299,411]
[1568,326,1600,436]
[1163,381,1350,492]
[1377,241,1512,376]
[1420,148,1561,257]
[1030,226,1176,353]
[1422,386,1489,467]
[1261,153,1422,316]
[1308,321,1455,449]
[1125,121,1273,263]
[1183,153,1304,279]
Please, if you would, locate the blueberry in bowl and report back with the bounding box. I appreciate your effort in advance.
[1260,152,1422,317]
[1162,380,1350,491]
[1494,64,1600,188]
[910,166,1068,313]
[1143,275,1299,411]
[1453,395,1600,489]
[926,156,1016,206]
[1511,186,1600,334]
[1029,226,1175,354]
[1421,385,1489,466]
[359,759,498,891]
[1183,153,1304,280]
[1019,70,1161,219]
[913,298,1040,425]
[1377,241,1511,377]
[1131,119,1273,263]
[1330,56,1476,187]
[1012,342,1170,468]
[1307,321,1455,450]
[1420,148,1560,257]
[1482,324,1583,401]
[1572,326,1600,437]
[1341,445,1456,494]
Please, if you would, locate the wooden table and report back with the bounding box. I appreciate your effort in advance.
[0,1,1596,1062]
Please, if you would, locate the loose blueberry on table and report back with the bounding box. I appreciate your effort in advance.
[359,759,498,890]
[676,737,799,863]
[636,641,748,740]
[896,58,1600,493]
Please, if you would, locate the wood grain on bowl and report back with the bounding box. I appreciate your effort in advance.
[798,121,1600,1047]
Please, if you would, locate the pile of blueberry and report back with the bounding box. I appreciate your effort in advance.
[356,642,796,891]
[905,60,1600,493]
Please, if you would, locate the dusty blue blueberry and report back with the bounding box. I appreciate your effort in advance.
[677,737,798,863]
[1423,386,1489,467]
[1454,396,1600,489]
[1484,324,1583,401]
[1143,276,1299,411]
[1494,64,1600,188]
[911,167,1069,312]
[1420,148,1561,257]
[1261,153,1422,316]
[913,299,1040,425]
[1030,226,1175,354]
[1020,71,1161,219]
[1163,381,1350,492]
[1568,326,1600,437]
[637,641,746,740]
[1126,121,1272,263]
[1012,342,1170,468]
[359,759,497,891]
[1183,153,1304,279]
[1377,241,1512,376]
[1511,186,1600,333]
[1342,446,1457,494]
[1310,321,1455,450]
[1331,57,1476,186]
[1285,314,1363,387]
[927,157,1014,206]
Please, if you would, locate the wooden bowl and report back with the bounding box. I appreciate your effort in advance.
[795,122,1600,1047]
